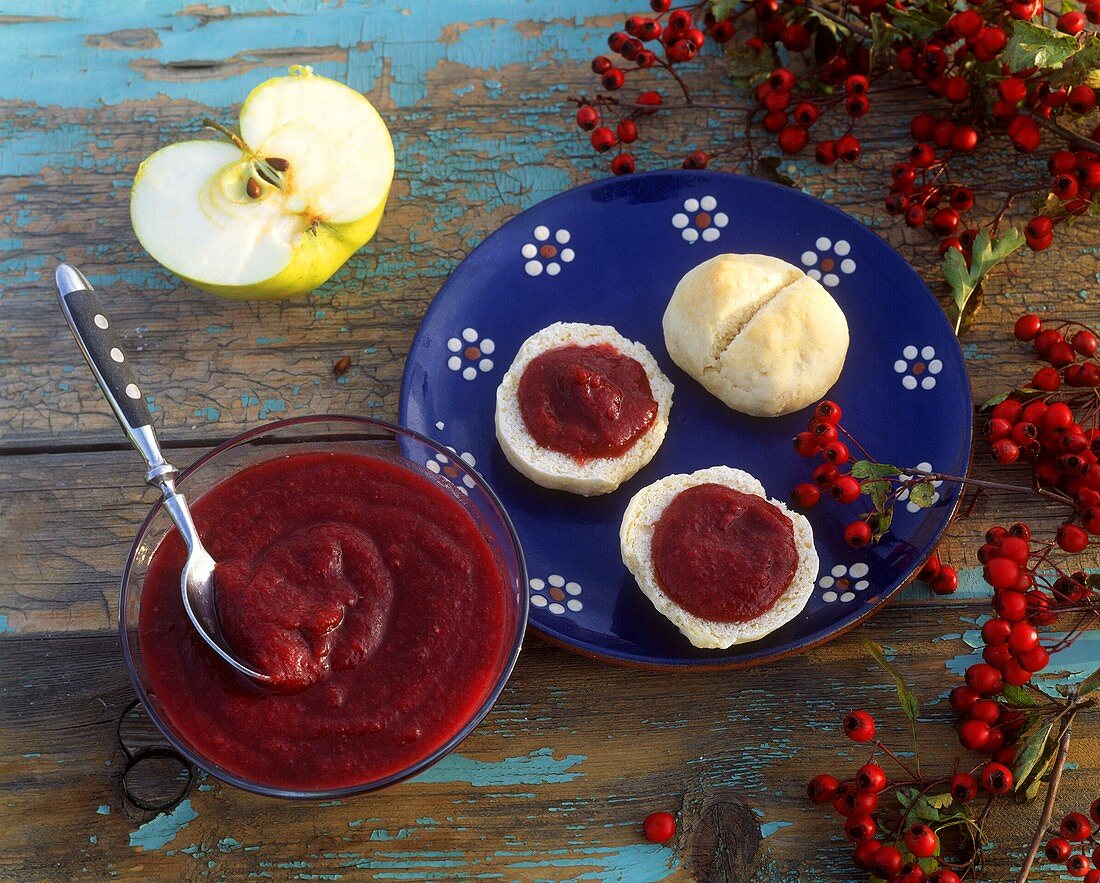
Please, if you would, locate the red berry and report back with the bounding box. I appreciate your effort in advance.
[950,9,984,37]
[1032,367,1061,391]
[950,685,980,713]
[1057,523,1089,553]
[869,845,904,879]
[650,0,671,11]
[845,814,877,842]
[1062,813,1093,842]
[917,554,942,582]
[1068,854,1092,877]
[980,762,1013,795]
[781,22,810,51]
[982,617,1013,645]
[1073,330,1098,356]
[1054,173,1080,200]
[683,150,708,170]
[911,113,936,141]
[576,105,599,130]
[815,400,842,424]
[999,536,1030,566]
[610,153,635,176]
[966,663,1003,696]
[1018,645,1049,672]
[970,699,1002,725]
[930,208,961,235]
[906,204,927,228]
[959,717,992,751]
[904,823,938,858]
[793,482,821,508]
[807,773,838,803]
[833,476,861,504]
[855,763,887,793]
[845,95,870,117]
[822,441,850,465]
[991,438,1020,464]
[616,120,638,144]
[984,556,1019,590]
[994,590,1028,621]
[845,520,872,548]
[778,125,809,154]
[951,772,979,802]
[601,68,625,91]
[896,862,927,883]
[1014,314,1043,341]
[951,124,979,151]
[1008,621,1039,654]
[842,710,875,742]
[642,811,676,843]
[793,102,819,127]
[813,463,839,488]
[950,187,975,212]
[910,143,936,168]
[590,127,616,152]
[1090,797,1100,826]
[769,67,795,90]
[1059,10,1088,32]
[999,77,1029,104]
[1048,838,1073,862]
[815,140,838,164]
[1068,85,1097,114]
[854,839,882,871]
[929,872,961,883]
[931,565,959,594]
[636,91,662,114]
[837,134,861,162]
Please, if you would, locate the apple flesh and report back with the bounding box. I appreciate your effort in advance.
[130,65,394,299]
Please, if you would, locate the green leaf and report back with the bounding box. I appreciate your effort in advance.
[941,228,1025,333]
[1000,683,1037,707]
[908,481,937,509]
[980,390,1013,410]
[851,460,900,512]
[868,507,893,542]
[709,0,739,19]
[888,4,949,41]
[755,155,796,188]
[926,793,953,810]
[1013,719,1056,792]
[869,13,896,69]
[1078,663,1100,698]
[863,639,920,722]
[1004,20,1081,71]
[724,41,775,86]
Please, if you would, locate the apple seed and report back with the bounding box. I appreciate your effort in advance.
[246,178,262,199]
[265,156,290,172]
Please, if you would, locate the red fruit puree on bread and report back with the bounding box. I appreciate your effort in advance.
[140,452,508,791]
[651,484,797,622]
[517,343,657,460]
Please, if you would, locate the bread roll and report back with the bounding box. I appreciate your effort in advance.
[495,322,674,496]
[663,253,849,417]
[620,466,818,648]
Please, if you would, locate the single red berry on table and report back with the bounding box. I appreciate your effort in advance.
[965,663,1003,696]
[951,772,979,802]
[842,710,875,742]
[1063,812,1094,842]
[950,685,980,713]
[793,482,821,508]
[904,823,938,858]
[837,134,861,162]
[929,871,961,883]
[642,811,676,843]
[815,140,838,164]
[806,773,838,803]
[959,717,992,751]
[931,565,959,595]
[610,153,635,176]
[869,845,904,879]
[1068,854,1092,878]
[1059,10,1088,32]
[635,91,662,114]
[845,521,872,548]
[980,762,1013,795]
[813,463,839,488]
[1073,330,1098,356]
[576,105,599,131]
[590,127,616,152]
[1047,838,1073,862]
[601,68,625,91]
[917,554,941,582]
[833,475,861,504]
[1014,313,1043,341]
[1057,523,1089,553]
[823,441,849,465]
[616,119,637,144]
[683,150,708,170]
[778,125,809,154]
[845,814,877,842]
[856,763,887,793]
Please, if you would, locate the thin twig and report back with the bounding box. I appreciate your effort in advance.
[1015,715,1075,883]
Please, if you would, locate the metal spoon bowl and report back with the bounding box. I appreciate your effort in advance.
[55,263,270,683]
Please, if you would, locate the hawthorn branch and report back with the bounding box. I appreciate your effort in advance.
[1015,715,1075,883]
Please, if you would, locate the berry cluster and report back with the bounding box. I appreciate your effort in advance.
[1044,801,1100,881]
[807,708,1025,882]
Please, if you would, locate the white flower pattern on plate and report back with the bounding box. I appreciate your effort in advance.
[529,574,583,615]
[447,327,495,380]
[801,236,856,287]
[425,447,478,495]
[522,226,574,276]
[671,195,728,244]
[898,461,942,513]
[819,562,870,603]
[894,345,942,391]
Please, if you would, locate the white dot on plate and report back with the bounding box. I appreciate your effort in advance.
[462,367,477,381]
[479,358,494,372]
[125,383,140,399]
[521,243,537,259]
[701,228,720,242]
[435,421,445,430]
[840,258,856,274]
[480,339,495,354]
[529,578,545,590]
[894,359,907,374]
[816,236,832,251]
[531,595,548,608]
[555,229,570,244]
[534,225,550,241]
[807,269,821,281]
[438,453,451,463]
[426,460,441,473]
[525,260,543,276]
[447,337,462,352]
[684,198,700,212]
[903,345,918,359]
[855,580,869,591]
[921,345,936,359]
[110,347,124,363]
[902,375,918,390]
[548,574,565,587]
[462,327,478,342]
[460,452,476,466]
[831,564,847,578]
[917,462,932,472]
[682,228,699,243]
[713,212,728,228]
[928,359,942,374]
[801,251,817,266]
[823,591,838,603]
[565,582,581,595]
[567,599,583,612]
[94,314,108,329]
[462,475,475,488]
[834,240,851,256]
[819,576,834,588]
[548,603,565,615]
[672,213,689,229]
[447,356,461,371]
[840,592,856,602]
[849,562,869,578]
[560,248,574,263]
[700,195,717,211]
[921,376,936,390]
[823,273,839,287]
[546,262,561,276]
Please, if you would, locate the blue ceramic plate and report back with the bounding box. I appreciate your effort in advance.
[400,171,971,670]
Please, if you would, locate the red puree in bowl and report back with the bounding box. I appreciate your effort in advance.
[140,451,508,791]
[651,484,797,622]
[517,343,657,461]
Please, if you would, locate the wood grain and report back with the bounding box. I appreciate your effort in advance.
[0,1,1098,881]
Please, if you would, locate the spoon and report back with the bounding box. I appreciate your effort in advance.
[55,263,271,683]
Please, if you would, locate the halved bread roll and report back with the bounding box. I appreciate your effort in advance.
[495,322,674,496]
[620,466,818,648]
[663,253,849,417]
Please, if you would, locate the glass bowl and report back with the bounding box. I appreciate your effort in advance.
[120,415,528,799]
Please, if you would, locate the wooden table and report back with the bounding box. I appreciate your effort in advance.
[1,2,1097,880]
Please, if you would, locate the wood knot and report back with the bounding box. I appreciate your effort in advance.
[687,795,762,883]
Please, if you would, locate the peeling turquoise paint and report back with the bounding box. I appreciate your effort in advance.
[505,844,679,882]
[193,406,220,422]
[946,627,1100,693]
[0,615,12,634]
[128,799,198,851]
[259,398,286,419]
[22,752,40,758]
[761,820,793,838]
[415,748,586,786]
[96,805,110,815]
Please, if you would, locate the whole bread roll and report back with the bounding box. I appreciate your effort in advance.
[663,253,849,417]
[495,322,674,496]
[620,466,818,649]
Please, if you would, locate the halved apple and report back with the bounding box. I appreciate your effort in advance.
[130,65,394,299]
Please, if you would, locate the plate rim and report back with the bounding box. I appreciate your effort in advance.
[399,168,974,670]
